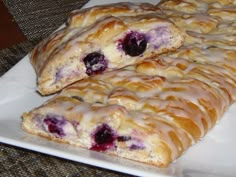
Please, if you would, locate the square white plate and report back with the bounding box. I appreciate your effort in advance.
[0,1,236,177]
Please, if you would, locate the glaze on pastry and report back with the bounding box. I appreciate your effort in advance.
[30,2,184,95]
[23,0,236,168]
[22,54,235,166]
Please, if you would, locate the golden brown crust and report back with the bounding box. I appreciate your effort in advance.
[22,50,235,166]
[67,2,162,28]
[159,10,221,33]
[158,0,209,14]
[208,7,236,21]
[31,2,184,95]
[22,94,192,167]
[22,0,236,168]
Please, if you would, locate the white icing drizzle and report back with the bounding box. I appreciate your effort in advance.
[67,2,162,28]
[159,0,209,14]
[24,0,236,167]
[127,111,191,160]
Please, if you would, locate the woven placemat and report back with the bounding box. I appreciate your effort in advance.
[0,0,133,176]
[0,143,130,177]
[2,0,89,41]
[0,41,35,76]
[1,0,92,76]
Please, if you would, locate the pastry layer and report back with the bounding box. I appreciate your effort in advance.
[22,53,235,167]
[30,2,184,95]
[23,0,236,168]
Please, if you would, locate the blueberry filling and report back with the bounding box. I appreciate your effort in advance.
[129,139,145,150]
[43,116,66,137]
[55,68,63,81]
[94,125,114,144]
[72,121,80,127]
[146,26,170,49]
[90,124,116,151]
[117,136,132,142]
[121,32,147,56]
[83,52,108,75]
[130,144,145,150]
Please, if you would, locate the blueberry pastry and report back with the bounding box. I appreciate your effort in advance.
[22,0,236,168]
[22,68,194,167]
[22,53,235,166]
[30,2,184,95]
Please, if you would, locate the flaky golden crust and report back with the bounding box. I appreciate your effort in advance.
[67,2,162,28]
[208,7,236,21]
[22,51,235,166]
[158,0,236,13]
[165,46,236,75]
[158,0,209,14]
[159,10,221,33]
[31,2,184,95]
[22,82,193,167]
[22,0,236,168]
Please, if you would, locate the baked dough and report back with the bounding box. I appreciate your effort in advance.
[22,0,236,168]
[158,0,236,13]
[160,10,220,33]
[135,57,236,102]
[209,21,236,34]
[158,0,236,49]
[67,2,162,28]
[22,54,235,166]
[22,94,192,167]
[31,2,184,95]
[184,31,236,49]
[208,6,236,21]
[158,0,209,14]
[165,46,236,74]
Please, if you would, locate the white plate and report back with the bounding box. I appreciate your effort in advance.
[0,1,236,177]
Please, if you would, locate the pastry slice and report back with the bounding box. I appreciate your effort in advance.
[31,3,184,95]
[23,0,236,169]
[22,95,193,167]
[22,56,232,167]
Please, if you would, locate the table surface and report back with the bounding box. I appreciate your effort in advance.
[0,0,132,176]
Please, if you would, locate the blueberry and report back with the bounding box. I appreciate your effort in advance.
[129,140,145,150]
[117,136,132,142]
[122,32,147,56]
[83,52,108,75]
[43,116,66,137]
[94,124,114,144]
[90,124,116,151]
[129,144,144,150]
